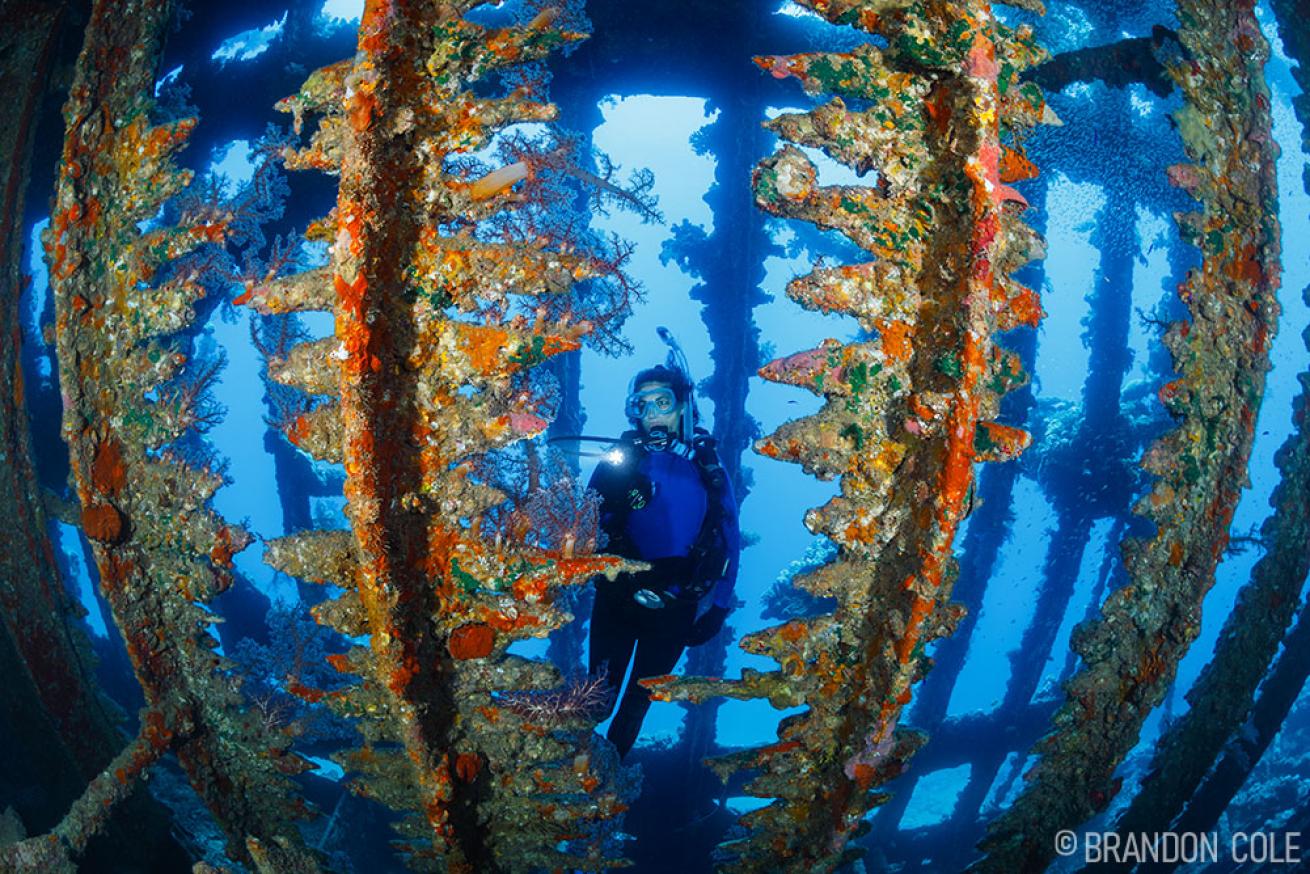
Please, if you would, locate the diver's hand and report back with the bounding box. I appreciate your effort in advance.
[685,605,729,647]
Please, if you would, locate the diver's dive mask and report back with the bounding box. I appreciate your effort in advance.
[624,386,679,421]
[626,384,683,451]
[620,326,700,448]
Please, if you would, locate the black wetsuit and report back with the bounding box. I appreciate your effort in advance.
[587,431,739,757]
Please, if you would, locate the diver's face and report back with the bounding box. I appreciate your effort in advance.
[630,381,683,435]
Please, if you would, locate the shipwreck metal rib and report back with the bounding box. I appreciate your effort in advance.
[646,1,1051,869]
[0,0,124,789]
[44,0,318,869]
[972,0,1282,869]
[257,2,640,869]
[1102,0,1310,857]
[0,709,174,871]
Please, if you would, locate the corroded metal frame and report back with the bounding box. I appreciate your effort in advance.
[647,0,1051,868]
[39,1,318,869]
[252,2,640,869]
[974,0,1281,868]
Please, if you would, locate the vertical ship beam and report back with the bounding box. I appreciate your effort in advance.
[973,0,1281,868]
[648,1,1052,868]
[0,0,123,798]
[258,3,643,868]
[1103,0,1310,857]
[43,0,318,868]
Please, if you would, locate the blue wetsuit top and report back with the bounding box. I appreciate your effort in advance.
[589,433,740,609]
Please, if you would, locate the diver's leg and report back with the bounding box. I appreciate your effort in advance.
[588,583,637,720]
[606,602,696,758]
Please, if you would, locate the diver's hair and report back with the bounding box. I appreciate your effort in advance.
[631,365,692,402]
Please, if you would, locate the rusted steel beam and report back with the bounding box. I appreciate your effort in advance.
[1109,348,1310,861]
[1102,0,1310,857]
[972,0,1282,869]
[258,2,642,869]
[44,0,318,868]
[1176,563,1310,843]
[0,0,124,788]
[0,708,173,871]
[646,1,1051,868]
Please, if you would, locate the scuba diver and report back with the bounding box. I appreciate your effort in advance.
[583,328,740,759]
